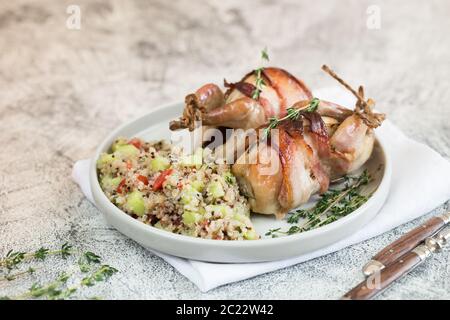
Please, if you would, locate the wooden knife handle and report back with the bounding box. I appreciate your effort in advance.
[372,216,445,267]
[344,250,423,300]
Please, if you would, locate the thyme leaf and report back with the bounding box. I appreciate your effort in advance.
[78,251,101,273]
[261,47,269,61]
[3,250,25,270]
[0,267,38,282]
[1,244,118,300]
[81,265,118,287]
[263,97,320,138]
[252,48,270,100]
[305,97,320,112]
[1,243,73,273]
[34,248,49,260]
[26,272,72,300]
[60,243,73,259]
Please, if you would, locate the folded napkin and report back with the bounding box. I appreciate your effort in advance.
[72,87,450,292]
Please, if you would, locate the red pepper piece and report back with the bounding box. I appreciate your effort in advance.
[117,178,126,194]
[152,169,173,191]
[128,138,142,149]
[137,175,149,185]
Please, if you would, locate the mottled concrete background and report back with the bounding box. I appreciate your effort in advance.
[1,0,449,299]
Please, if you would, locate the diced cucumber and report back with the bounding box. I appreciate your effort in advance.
[101,175,122,188]
[150,156,170,171]
[198,206,206,215]
[207,181,225,199]
[111,139,128,152]
[191,180,204,192]
[115,144,139,158]
[181,186,200,205]
[97,153,115,168]
[126,190,145,216]
[210,204,228,216]
[182,210,200,226]
[233,213,246,222]
[243,229,258,240]
[110,177,122,187]
[180,148,203,168]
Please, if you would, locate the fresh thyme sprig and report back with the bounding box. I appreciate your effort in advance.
[263,97,320,138]
[2,251,25,270]
[78,251,102,273]
[0,244,118,299]
[0,267,38,282]
[261,47,269,61]
[81,265,118,287]
[0,243,73,271]
[24,272,74,300]
[252,48,270,100]
[5,264,117,300]
[34,248,50,260]
[266,170,372,238]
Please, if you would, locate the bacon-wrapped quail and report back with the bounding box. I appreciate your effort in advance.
[170,66,385,217]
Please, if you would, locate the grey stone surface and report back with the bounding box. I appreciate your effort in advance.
[1,0,449,299]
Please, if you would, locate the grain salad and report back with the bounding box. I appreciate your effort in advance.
[96,137,258,240]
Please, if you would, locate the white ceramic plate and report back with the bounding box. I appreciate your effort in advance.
[90,102,391,262]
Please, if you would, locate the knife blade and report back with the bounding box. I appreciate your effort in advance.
[362,211,450,276]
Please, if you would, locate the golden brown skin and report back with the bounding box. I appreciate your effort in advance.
[328,114,375,178]
[195,83,224,111]
[170,67,313,131]
[316,100,353,121]
[276,128,322,215]
[230,118,375,217]
[169,84,224,131]
[231,125,331,218]
[202,97,266,130]
[262,67,312,113]
[232,141,284,216]
[216,67,312,127]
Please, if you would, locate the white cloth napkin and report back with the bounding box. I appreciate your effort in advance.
[72,87,450,292]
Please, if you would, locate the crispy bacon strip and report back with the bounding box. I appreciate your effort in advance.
[223,79,274,119]
[263,68,313,115]
[224,80,256,99]
[277,127,326,211]
[278,120,330,193]
[301,112,328,143]
[301,111,329,157]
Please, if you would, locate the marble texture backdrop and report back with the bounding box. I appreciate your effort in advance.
[0,0,449,299]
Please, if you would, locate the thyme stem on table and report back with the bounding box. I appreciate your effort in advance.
[9,272,74,300]
[266,170,372,238]
[4,264,117,300]
[0,244,118,300]
[0,267,39,282]
[0,243,73,271]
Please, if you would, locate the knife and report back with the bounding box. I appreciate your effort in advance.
[343,226,450,300]
[362,211,450,276]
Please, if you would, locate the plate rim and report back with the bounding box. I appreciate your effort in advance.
[89,101,392,249]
